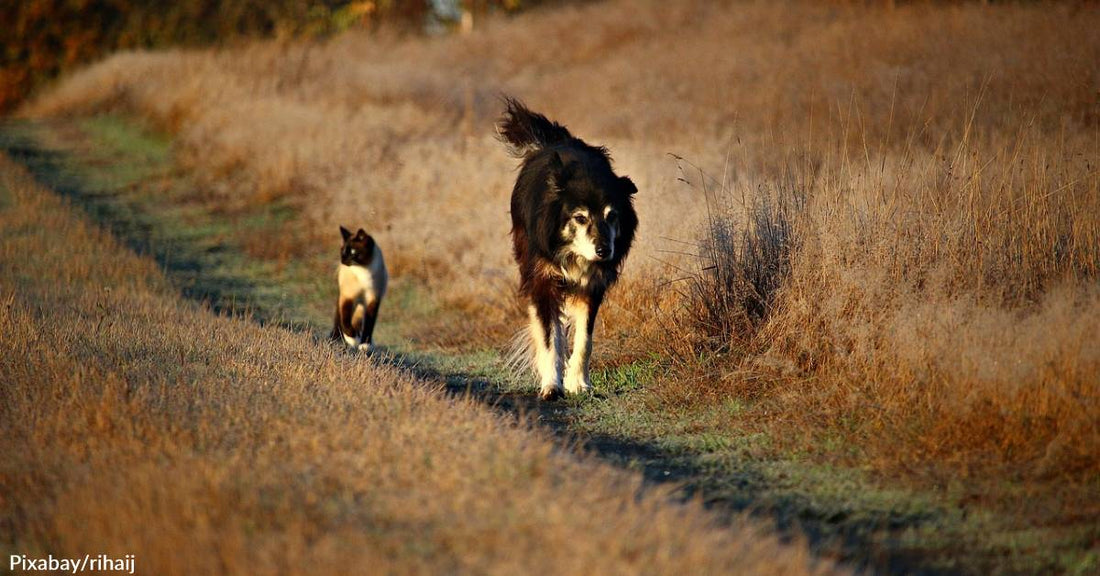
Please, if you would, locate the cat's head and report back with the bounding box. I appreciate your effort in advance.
[339,226,376,267]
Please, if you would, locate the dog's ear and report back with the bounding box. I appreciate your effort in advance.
[340,226,352,241]
[618,175,637,196]
[548,151,564,172]
[546,151,566,192]
[532,197,563,258]
[355,228,367,239]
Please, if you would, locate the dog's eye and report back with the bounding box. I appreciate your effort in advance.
[573,214,589,225]
[606,211,618,223]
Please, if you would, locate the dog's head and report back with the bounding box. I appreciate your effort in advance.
[538,150,638,265]
[339,226,376,267]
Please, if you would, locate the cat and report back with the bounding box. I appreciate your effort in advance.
[331,226,388,352]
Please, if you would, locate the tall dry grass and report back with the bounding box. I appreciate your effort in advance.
[0,156,831,574]
[22,0,1100,481]
[667,128,1100,480]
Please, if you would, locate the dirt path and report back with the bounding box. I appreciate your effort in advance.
[1,117,976,576]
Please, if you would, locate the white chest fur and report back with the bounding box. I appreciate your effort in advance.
[560,256,597,290]
[338,246,388,302]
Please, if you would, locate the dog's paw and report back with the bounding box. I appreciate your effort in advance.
[538,386,565,402]
[357,342,374,354]
[563,371,592,395]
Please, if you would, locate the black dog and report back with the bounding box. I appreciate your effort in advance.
[498,97,638,400]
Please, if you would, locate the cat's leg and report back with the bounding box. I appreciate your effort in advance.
[357,299,380,353]
[339,298,361,348]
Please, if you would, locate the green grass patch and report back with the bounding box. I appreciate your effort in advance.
[80,114,171,167]
[0,115,327,330]
[591,354,660,395]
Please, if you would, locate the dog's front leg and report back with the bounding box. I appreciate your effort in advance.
[529,303,564,400]
[564,291,602,394]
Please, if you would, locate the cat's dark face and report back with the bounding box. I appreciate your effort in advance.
[340,226,375,267]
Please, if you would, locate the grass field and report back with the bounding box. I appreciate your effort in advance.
[0,148,837,574]
[6,0,1100,573]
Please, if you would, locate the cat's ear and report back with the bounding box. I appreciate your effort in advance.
[340,226,352,241]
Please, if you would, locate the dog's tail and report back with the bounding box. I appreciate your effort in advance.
[497,96,573,158]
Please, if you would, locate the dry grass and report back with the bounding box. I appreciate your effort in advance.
[0,156,832,574]
[21,0,1100,498]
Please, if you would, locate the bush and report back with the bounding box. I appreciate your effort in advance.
[669,157,802,356]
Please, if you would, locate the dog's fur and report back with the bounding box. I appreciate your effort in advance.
[331,226,388,352]
[498,98,638,400]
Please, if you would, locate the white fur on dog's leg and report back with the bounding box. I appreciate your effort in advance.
[563,298,593,394]
[529,305,563,399]
[357,342,374,354]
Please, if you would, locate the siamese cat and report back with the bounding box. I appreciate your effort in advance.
[331,226,387,352]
